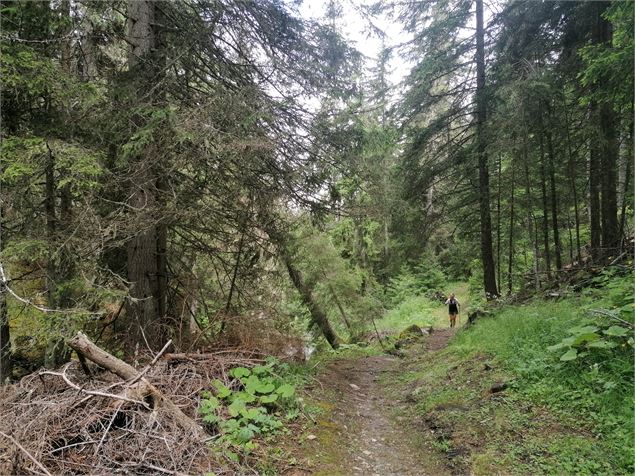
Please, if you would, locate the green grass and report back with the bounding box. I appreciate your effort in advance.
[375,295,437,331]
[447,294,634,474]
[375,281,473,332]
[383,271,634,475]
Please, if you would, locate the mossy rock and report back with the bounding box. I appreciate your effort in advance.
[399,324,424,340]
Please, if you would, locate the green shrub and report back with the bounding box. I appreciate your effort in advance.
[199,360,299,461]
[386,263,447,307]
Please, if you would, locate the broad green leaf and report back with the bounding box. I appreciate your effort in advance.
[547,342,567,352]
[568,325,599,335]
[603,326,630,337]
[230,367,251,378]
[276,383,295,398]
[243,375,261,394]
[561,336,576,347]
[228,400,246,417]
[236,427,255,443]
[260,394,279,404]
[572,332,600,346]
[232,391,256,404]
[587,340,617,349]
[560,348,578,361]
[242,408,264,420]
[255,382,276,394]
[251,365,272,375]
[212,379,232,399]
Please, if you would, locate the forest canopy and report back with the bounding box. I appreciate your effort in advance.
[0,0,632,392]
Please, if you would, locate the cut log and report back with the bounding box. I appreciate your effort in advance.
[67,332,207,440]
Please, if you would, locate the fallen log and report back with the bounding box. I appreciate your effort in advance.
[67,332,207,440]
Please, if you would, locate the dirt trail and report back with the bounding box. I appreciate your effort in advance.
[289,328,456,475]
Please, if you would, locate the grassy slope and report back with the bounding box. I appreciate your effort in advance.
[377,281,470,331]
[386,281,634,475]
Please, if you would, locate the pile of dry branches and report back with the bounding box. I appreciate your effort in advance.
[0,334,264,475]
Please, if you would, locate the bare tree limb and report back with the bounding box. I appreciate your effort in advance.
[0,430,53,476]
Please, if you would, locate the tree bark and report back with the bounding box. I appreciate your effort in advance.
[327,282,353,333]
[600,100,619,253]
[595,6,619,254]
[538,132,552,278]
[507,157,515,295]
[496,155,502,290]
[125,0,166,346]
[589,131,602,262]
[618,126,632,242]
[475,0,498,299]
[545,124,562,271]
[522,120,540,290]
[563,94,582,263]
[283,257,340,349]
[0,278,10,383]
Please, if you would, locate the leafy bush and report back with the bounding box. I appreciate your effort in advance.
[386,262,447,307]
[198,361,298,460]
[547,321,633,362]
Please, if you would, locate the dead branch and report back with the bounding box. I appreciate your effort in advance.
[127,339,172,386]
[163,351,264,362]
[67,332,207,440]
[0,430,53,476]
[589,309,635,329]
[39,365,151,409]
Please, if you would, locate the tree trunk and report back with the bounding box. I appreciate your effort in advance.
[475,0,497,299]
[125,0,165,346]
[43,145,70,368]
[522,121,540,290]
[600,100,619,254]
[507,157,515,295]
[44,144,56,310]
[284,257,340,349]
[67,332,207,440]
[126,174,160,344]
[44,2,75,368]
[538,132,551,278]
[595,6,619,255]
[328,282,353,333]
[545,125,562,271]
[589,133,602,262]
[0,273,10,383]
[496,155,502,289]
[618,127,632,242]
[563,94,582,263]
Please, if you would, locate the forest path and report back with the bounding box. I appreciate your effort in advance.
[285,328,457,475]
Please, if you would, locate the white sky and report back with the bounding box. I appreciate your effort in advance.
[298,0,412,87]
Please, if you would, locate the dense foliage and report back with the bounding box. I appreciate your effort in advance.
[0,0,632,384]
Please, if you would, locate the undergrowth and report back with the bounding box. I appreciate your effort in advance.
[446,270,635,474]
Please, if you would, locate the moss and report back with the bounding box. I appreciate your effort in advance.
[399,324,424,339]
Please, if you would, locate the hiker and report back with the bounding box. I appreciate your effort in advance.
[445,293,460,328]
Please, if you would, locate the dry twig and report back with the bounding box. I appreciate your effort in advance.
[0,430,53,476]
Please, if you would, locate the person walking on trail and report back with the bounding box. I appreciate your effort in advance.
[445,293,460,328]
